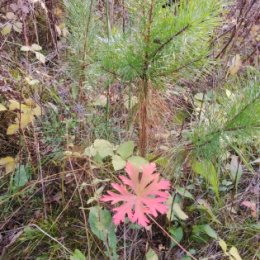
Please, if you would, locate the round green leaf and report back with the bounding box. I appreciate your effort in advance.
[117,141,134,159]
[93,139,114,159]
[112,155,126,171]
[127,156,148,170]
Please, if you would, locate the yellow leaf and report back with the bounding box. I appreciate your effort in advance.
[229,247,242,260]
[9,99,27,111]
[0,104,7,111]
[64,151,73,156]
[229,54,242,75]
[33,105,42,117]
[24,98,35,106]
[31,43,42,51]
[0,156,16,174]
[219,239,227,253]
[7,124,19,135]
[21,45,31,51]
[35,51,46,64]
[54,7,63,17]
[19,112,34,128]
[9,99,20,111]
[1,23,12,36]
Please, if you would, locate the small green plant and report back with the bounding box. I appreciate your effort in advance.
[88,206,118,260]
[65,0,223,156]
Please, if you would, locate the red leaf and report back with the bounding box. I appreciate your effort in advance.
[101,162,170,227]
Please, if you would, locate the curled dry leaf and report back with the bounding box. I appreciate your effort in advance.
[241,200,257,218]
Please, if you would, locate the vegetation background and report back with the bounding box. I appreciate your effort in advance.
[0,0,259,260]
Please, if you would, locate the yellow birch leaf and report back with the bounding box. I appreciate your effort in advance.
[0,104,7,111]
[33,105,42,117]
[1,23,12,36]
[7,124,19,135]
[0,156,16,174]
[9,99,20,110]
[9,100,28,111]
[24,98,35,106]
[19,112,34,128]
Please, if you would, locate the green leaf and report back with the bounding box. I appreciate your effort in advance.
[112,155,126,171]
[145,248,158,260]
[192,224,218,240]
[117,141,134,159]
[88,206,118,259]
[14,165,30,187]
[169,226,183,246]
[203,224,218,239]
[172,203,189,220]
[84,145,97,157]
[192,160,219,199]
[167,196,188,221]
[176,186,194,200]
[180,257,192,260]
[127,156,148,170]
[93,139,114,159]
[70,249,86,260]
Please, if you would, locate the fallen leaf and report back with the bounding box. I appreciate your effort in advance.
[0,104,7,111]
[219,239,228,255]
[35,51,46,64]
[21,45,31,52]
[229,246,242,260]
[229,54,242,75]
[1,23,12,36]
[31,43,42,51]
[0,157,16,174]
[7,124,19,135]
[241,201,257,218]
[13,22,23,33]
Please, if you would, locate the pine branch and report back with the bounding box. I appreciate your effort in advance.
[149,24,190,62]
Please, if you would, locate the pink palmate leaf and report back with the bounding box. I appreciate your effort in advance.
[101,162,170,227]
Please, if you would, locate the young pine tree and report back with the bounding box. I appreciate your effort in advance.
[65,0,223,156]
